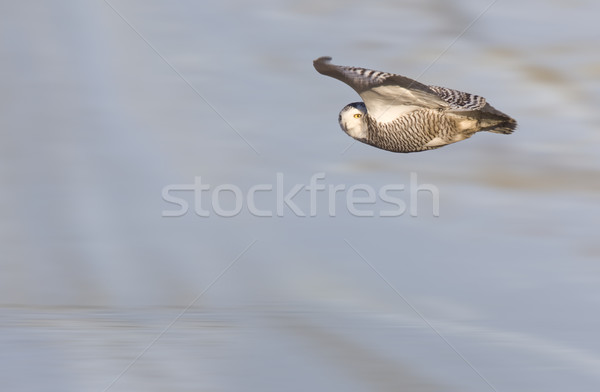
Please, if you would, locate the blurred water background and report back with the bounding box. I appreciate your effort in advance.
[1,0,600,391]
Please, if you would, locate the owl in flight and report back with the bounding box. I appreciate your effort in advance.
[313,57,516,153]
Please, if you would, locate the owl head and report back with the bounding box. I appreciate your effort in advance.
[338,102,367,141]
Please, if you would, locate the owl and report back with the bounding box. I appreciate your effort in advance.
[314,57,516,153]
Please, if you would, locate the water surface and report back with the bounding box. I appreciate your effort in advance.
[1,1,599,391]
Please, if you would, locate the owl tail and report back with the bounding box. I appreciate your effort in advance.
[478,103,517,135]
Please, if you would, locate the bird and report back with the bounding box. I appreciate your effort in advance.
[313,56,517,153]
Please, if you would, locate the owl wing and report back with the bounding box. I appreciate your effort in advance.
[427,85,487,110]
[313,56,450,123]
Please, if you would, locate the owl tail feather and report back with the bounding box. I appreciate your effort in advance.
[478,103,517,135]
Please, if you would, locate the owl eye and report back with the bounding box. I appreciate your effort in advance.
[353,113,362,119]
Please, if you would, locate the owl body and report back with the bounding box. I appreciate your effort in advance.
[314,57,517,153]
[365,108,453,153]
